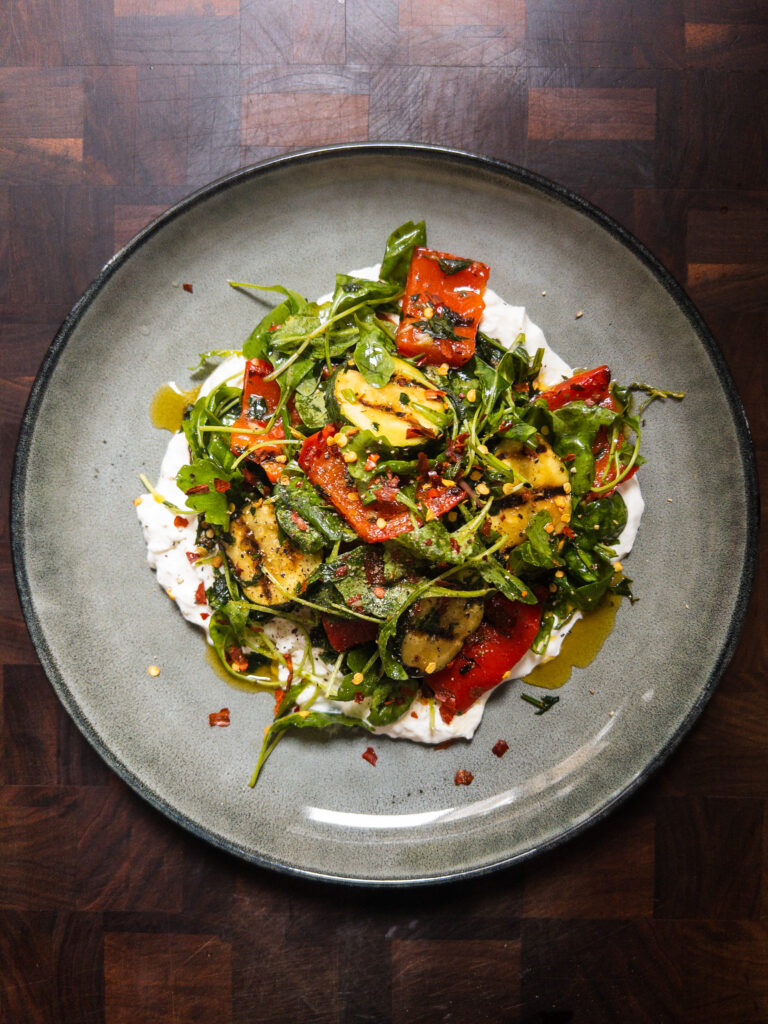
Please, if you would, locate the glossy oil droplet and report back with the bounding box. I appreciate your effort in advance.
[526,594,621,691]
[204,640,280,694]
[150,383,200,433]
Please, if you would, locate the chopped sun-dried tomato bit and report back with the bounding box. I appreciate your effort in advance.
[492,739,509,758]
[209,708,230,727]
[454,769,474,786]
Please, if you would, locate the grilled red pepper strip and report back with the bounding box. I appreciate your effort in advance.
[538,366,638,497]
[430,595,543,717]
[321,615,378,652]
[396,247,489,367]
[538,365,611,411]
[298,426,465,542]
[230,358,287,482]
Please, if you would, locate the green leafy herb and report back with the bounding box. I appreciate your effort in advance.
[521,692,560,715]
[436,257,473,275]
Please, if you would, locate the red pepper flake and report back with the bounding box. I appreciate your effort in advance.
[173,515,189,527]
[353,691,365,704]
[411,711,419,718]
[200,612,209,621]
[562,525,576,539]
[183,282,194,293]
[434,739,455,751]
[284,653,294,686]
[226,646,249,673]
[213,478,230,493]
[194,582,206,605]
[492,739,509,758]
[268,323,281,332]
[454,769,474,786]
[290,510,309,532]
[209,707,230,727]
[334,564,349,579]
[364,453,380,472]
[439,703,456,725]
[186,483,210,495]
[361,746,378,766]
[185,551,200,564]
[373,586,386,599]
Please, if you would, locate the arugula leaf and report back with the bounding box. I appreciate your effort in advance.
[475,558,536,604]
[239,284,309,359]
[208,600,276,680]
[176,459,235,527]
[294,384,329,430]
[380,220,427,285]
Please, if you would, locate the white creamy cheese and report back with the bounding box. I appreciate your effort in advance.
[136,269,644,745]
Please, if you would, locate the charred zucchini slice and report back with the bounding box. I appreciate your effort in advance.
[331,356,448,446]
[224,502,321,606]
[489,438,572,549]
[398,596,484,674]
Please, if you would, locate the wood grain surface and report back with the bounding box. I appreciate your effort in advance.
[1,2,766,1021]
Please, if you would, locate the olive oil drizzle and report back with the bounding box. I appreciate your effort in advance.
[150,383,200,433]
[525,594,621,691]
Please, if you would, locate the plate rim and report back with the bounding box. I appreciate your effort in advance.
[10,142,760,886]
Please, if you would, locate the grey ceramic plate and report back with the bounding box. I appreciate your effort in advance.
[12,144,757,885]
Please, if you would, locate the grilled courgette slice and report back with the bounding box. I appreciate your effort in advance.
[489,438,572,549]
[224,502,321,606]
[330,356,448,447]
[398,596,484,674]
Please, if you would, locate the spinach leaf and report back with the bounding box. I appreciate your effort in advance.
[393,519,479,565]
[437,257,473,275]
[570,493,627,548]
[507,511,563,573]
[273,477,357,545]
[182,384,241,468]
[327,275,401,322]
[353,319,395,388]
[380,220,426,285]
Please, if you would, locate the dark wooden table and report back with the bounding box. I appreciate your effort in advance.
[1,3,766,1022]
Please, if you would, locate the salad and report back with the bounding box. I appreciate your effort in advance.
[137,221,678,785]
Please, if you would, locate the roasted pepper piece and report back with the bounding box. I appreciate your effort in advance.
[298,426,465,543]
[429,594,543,717]
[321,615,378,652]
[396,247,489,367]
[230,358,286,482]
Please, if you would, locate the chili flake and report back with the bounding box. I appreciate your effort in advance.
[454,769,474,786]
[209,708,230,727]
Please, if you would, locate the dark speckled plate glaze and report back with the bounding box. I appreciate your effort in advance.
[12,145,758,885]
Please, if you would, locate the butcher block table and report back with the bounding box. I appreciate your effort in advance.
[1,2,766,1022]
